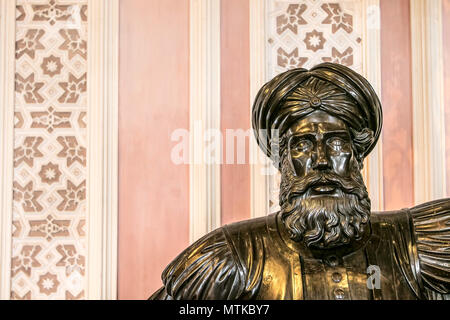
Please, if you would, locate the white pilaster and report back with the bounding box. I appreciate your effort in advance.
[410,0,446,204]
[361,0,384,211]
[250,0,270,218]
[86,0,119,300]
[189,0,221,243]
[0,0,15,300]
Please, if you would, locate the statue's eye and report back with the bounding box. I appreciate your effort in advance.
[327,137,346,151]
[292,139,313,152]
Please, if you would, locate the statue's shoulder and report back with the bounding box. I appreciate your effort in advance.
[370,198,450,299]
[158,226,240,299]
[409,198,450,298]
[158,214,275,300]
[222,214,273,240]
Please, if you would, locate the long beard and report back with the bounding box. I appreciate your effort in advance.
[279,155,371,249]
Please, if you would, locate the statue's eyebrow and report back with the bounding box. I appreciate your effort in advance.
[322,130,351,139]
[288,130,350,141]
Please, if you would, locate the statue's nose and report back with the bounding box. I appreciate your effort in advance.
[312,144,330,170]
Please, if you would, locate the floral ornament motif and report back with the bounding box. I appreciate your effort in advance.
[322,47,353,66]
[321,3,353,34]
[58,73,87,103]
[57,180,86,212]
[304,29,326,52]
[57,136,86,166]
[66,291,84,300]
[13,181,44,212]
[39,162,62,185]
[77,219,85,237]
[16,5,26,21]
[37,272,60,296]
[56,245,85,276]
[80,5,87,22]
[11,245,42,277]
[276,4,307,35]
[14,136,44,168]
[277,48,308,69]
[29,214,70,242]
[59,29,87,60]
[15,73,45,104]
[285,77,359,119]
[32,0,72,26]
[15,29,45,59]
[78,112,87,128]
[11,291,32,300]
[31,106,71,133]
[287,86,323,111]
[41,55,64,77]
[12,220,22,238]
[14,112,24,129]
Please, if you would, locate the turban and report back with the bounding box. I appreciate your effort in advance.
[252,62,382,163]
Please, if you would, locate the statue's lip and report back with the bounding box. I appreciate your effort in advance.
[309,181,339,194]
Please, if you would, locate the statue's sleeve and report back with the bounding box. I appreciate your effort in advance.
[149,227,247,300]
[410,198,450,298]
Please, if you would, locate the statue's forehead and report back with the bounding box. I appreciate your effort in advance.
[287,110,348,136]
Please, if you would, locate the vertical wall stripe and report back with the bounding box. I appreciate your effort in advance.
[250,0,269,218]
[380,0,415,210]
[220,0,251,226]
[189,0,221,242]
[411,0,447,204]
[361,0,384,211]
[87,0,119,300]
[443,0,450,197]
[0,0,15,300]
[118,0,190,299]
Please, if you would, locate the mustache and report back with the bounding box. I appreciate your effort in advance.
[284,170,367,202]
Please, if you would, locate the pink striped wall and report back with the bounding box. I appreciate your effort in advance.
[117,0,450,300]
[220,0,251,225]
[380,0,415,210]
[118,0,190,299]
[443,0,450,197]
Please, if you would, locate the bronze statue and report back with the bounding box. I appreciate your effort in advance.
[150,63,450,300]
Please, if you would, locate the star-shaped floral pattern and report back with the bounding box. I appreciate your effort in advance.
[304,29,326,52]
[37,272,60,296]
[31,106,71,133]
[32,0,72,26]
[59,29,87,60]
[321,3,353,34]
[322,47,354,66]
[39,162,62,184]
[57,180,86,212]
[15,73,45,103]
[58,73,87,103]
[276,4,307,35]
[14,136,44,168]
[41,55,64,77]
[11,245,42,277]
[57,136,86,166]
[277,48,308,68]
[56,245,85,276]
[16,29,45,59]
[13,181,44,212]
[28,214,70,241]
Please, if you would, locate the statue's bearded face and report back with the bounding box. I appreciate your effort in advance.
[279,110,371,249]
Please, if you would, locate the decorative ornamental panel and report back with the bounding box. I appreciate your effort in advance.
[12,0,87,300]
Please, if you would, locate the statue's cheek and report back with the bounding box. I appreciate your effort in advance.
[330,151,353,175]
[290,153,314,176]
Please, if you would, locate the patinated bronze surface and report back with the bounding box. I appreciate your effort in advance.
[149,63,450,300]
